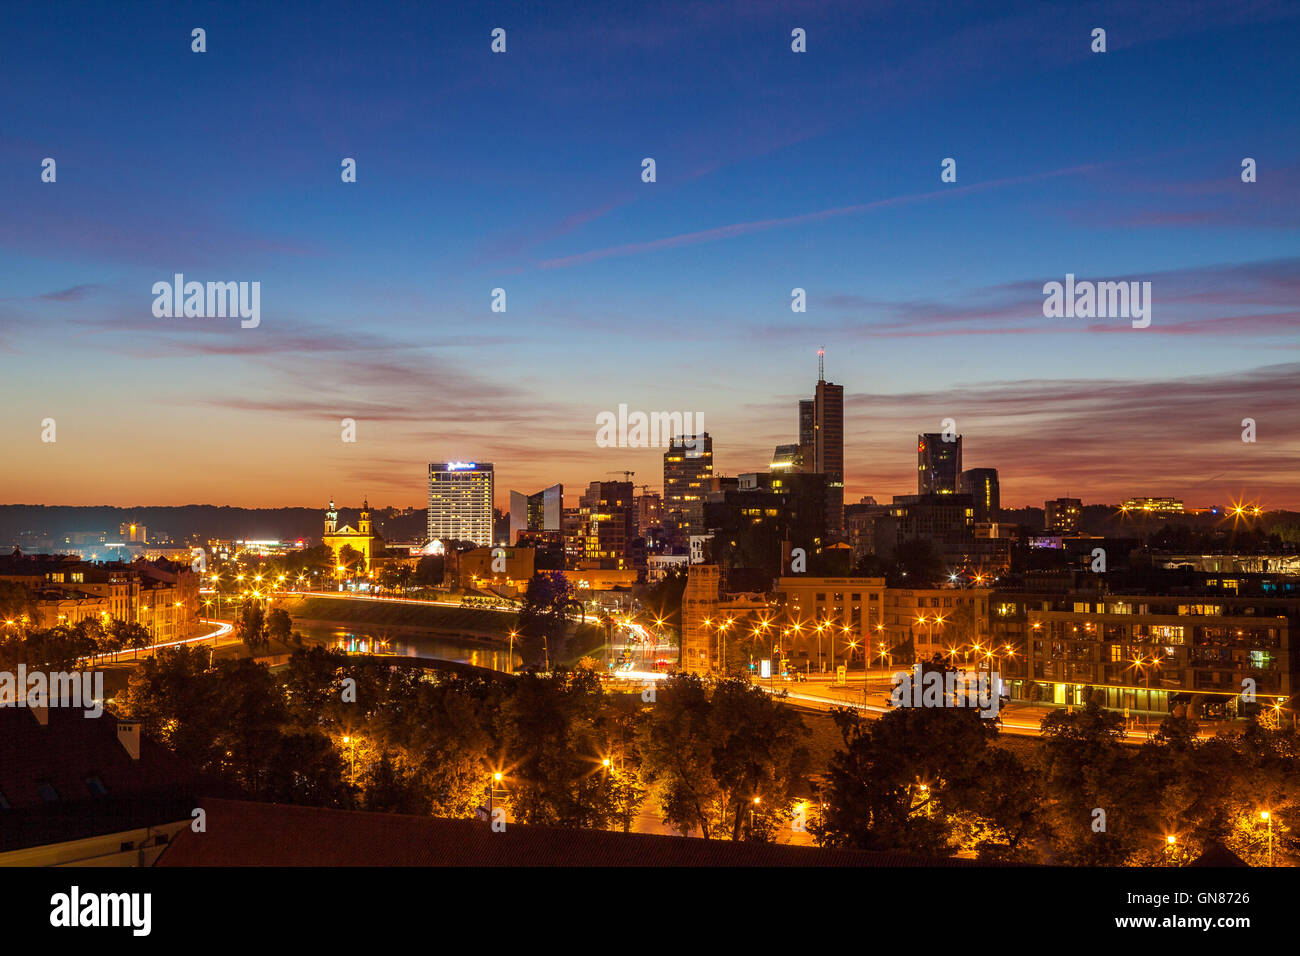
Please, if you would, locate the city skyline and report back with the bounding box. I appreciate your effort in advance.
[2,0,1297,510]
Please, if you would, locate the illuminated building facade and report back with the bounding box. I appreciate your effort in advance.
[1121,496,1184,516]
[635,491,663,536]
[663,433,713,537]
[428,461,495,547]
[322,499,383,572]
[959,468,1000,522]
[509,483,562,544]
[1045,497,1083,534]
[575,481,637,571]
[770,443,810,473]
[775,577,886,670]
[883,587,992,665]
[992,584,1297,718]
[917,433,962,495]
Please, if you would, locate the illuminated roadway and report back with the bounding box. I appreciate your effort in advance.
[754,671,1215,745]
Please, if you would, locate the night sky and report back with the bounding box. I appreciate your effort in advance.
[2,0,1297,510]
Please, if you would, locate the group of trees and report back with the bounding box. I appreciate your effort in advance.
[642,675,810,840]
[115,647,818,840]
[118,646,647,826]
[815,701,1299,865]
[0,616,153,670]
[514,571,578,667]
[233,599,294,654]
[74,631,1300,864]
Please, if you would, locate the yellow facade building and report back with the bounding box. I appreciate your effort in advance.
[322,499,383,572]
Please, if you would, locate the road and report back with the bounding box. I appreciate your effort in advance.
[79,618,234,667]
[756,669,1215,745]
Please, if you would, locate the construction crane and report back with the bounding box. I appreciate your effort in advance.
[635,484,657,496]
[606,470,635,481]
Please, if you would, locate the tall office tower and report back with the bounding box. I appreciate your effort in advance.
[509,483,563,543]
[1045,497,1083,534]
[576,481,636,570]
[663,433,713,537]
[917,433,962,495]
[798,399,816,448]
[427,461,494,547]
[960,468,1001,522]
[814,376,845,537]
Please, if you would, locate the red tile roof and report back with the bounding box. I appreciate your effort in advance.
[157,797,988,867]
[0,706,203,851]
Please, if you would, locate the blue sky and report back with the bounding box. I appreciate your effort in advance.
[1,0,1297,509]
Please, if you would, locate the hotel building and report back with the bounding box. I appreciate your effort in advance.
[428,461,494,547]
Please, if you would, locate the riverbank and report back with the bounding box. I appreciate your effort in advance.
[278,594,515,637]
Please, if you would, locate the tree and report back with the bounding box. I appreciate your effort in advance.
[707,678,810,841]
[337,544,363,577]
[1036,701,1146,864]
[852,540,945,587]
[111,620,151,660]
[413,555,444,586]
[641,674,808,841]
[640,673,721,837]
[813,704,1002,857]
[514,571,575,667]
[236,599,269,654]
[265,606,293,645]
[0,580,38,627]
[498,669,620,829]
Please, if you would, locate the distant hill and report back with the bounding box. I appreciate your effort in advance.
[0,504,428,548]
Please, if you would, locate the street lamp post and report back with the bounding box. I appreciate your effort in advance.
[489,771,503,819]
[342,735,356,786]
[1262,811,1273,866]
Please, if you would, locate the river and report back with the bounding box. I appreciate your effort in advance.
[292,621,520,673]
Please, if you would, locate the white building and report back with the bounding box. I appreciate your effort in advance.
[428,461,494,547]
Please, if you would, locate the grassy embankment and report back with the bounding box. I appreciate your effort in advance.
[279,595,514,637]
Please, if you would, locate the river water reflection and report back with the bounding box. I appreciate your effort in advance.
[293,622,519,673]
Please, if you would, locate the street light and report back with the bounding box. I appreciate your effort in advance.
[489,771,504,819]
[342,735,356,785]
[1262,811,1273,866]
